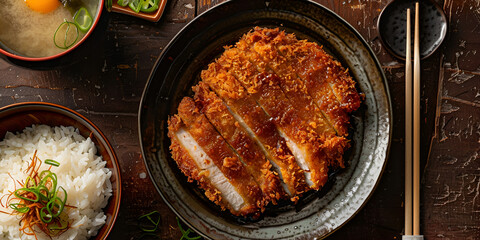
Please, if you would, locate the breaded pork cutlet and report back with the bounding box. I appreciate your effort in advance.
[217,45,330,189]
[241,30,337,138]
[201,63,308,201]
[168,116,232,211]
[254,27,361,135]
[193,82,285,204]
[167,27,361,218]
[240,29,351,168]
[169,97,265,217]
[278,32,361,113]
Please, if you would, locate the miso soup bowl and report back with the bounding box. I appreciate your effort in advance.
[0,0,104,63]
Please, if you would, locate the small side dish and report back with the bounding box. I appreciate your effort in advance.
[114,0,159,13]
[0,0,99,58]
[167,27,362,218]
[107,0,166,22]
[0,125,112,240]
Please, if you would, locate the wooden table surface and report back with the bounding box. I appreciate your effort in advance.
[1,0,478,239]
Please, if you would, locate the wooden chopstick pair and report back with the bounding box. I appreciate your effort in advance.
[404,2,423,240]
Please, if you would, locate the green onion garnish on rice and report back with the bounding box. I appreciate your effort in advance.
[45,159,60,167]
[0,151,72,238]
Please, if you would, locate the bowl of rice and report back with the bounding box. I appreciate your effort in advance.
[0,102,121,240]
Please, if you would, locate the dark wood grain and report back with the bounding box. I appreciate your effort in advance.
[1,0,478,239]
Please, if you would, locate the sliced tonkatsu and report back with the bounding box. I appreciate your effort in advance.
[167,27,361,218]
[240,30,337,138]
[193,82,285,204]
[201,64,308,201]
[253,27,361,135]
[239,30,351,167]
[168,116,239,211]
[262,27,361,112]
[169,97,265,217]
[215,48,330,190]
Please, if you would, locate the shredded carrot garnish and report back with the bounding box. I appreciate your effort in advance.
[0,150,75,239]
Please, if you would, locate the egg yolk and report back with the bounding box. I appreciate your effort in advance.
[25,0,61,13]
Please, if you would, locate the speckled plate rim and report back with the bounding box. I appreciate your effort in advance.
[0,101,122,240]
[138,0,392,239]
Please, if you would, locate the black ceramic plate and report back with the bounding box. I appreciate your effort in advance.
[139,0,392,239]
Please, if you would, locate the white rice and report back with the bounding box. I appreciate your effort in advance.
[0,125,112,240]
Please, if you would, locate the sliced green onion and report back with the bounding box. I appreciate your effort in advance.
[39,170,51,179]
[24,176,35,188]
[140,0,158,13]
[11,169,68,223]
[14,188,40,202]
[40,206,53,223]
[45,159,60,167]
[177,217,201,240]
[6,152,71,238]
[138,211,161,232]
[39,171,58,197]
[73,7,93,33]
[128,0,143,13]
[105,0,112,11]
[54,20,79,49]
[37,185,50,201]
[51,187,67,218]
[117,0,131,7]
[46,198,60,218]
[9,203,29,213]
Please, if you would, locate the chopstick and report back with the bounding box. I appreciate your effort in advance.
[413,2,421,236]
[405,3,422,238]
[404,7,413,237]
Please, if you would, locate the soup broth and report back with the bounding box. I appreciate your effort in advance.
[0,0,98,58]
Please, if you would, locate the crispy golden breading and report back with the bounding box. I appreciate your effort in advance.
[237,31,351,168]
[168,115,226,208]
[216,48,329,190]
[201,63,308,200]
[255,27,361,135]
[193,82,285,204]
[175,97,265,217]
[240,31,337,138]
[167,27,361,217]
